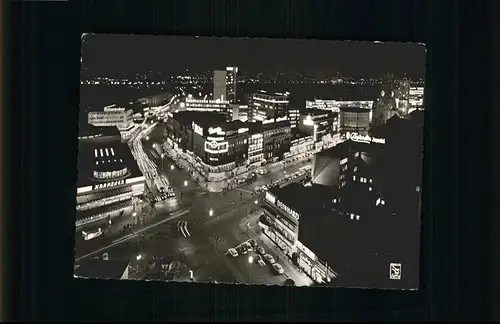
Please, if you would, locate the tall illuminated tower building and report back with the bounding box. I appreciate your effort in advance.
[225,66,238,103]
[213,66,238,103]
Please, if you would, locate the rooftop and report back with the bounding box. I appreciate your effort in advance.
[77,139,142,189]
[317,140,385,160]
[269,182,413,281]
[78,121,121,139]
[75,259,130,280]
[339,107,371,113]
[173,111,227,128]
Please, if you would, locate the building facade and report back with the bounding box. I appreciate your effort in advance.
[213,70,227,101]
[184,98,230,120]
[408,87,424,112]
[225,67,238,103]
[249,90,290,122]
[260,117,292,161]
[306,99,373,112]
[339,107,371,135]
[88,106,134,132]
[297,109,339,143]
[76,139,146,227]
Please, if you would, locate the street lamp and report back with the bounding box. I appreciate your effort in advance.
[136,254,142,261]
[254,200,258,205]
[170,165,175,170]
[161,153,165,170]
[184,180,188,187]
[208,209,214,217]
[146,136,150,141]
[248,256,253,264]
[132,212,137,218]
[108,219,112,225]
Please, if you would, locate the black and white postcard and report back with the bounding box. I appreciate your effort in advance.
[74,35,425,290]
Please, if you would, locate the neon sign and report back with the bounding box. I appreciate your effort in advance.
[93,180,125,190]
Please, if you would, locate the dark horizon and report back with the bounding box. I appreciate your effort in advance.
[81,34,426,79]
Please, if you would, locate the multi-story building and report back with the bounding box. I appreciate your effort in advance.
[88,106,134,132]
[408,87,424,112]
[229,104,250,122]
[258,116,292,162]
[371,90,399,128]
[165,111,249,167]
[226,66,238,103]
[213,67,238,103]
[76,125,145,227]
[165,111,292,168]
[213,70,227,101]
[249,90,290,122]
[297,109,339,143]
[260,184,338,283]
[184,98,230,120]
[339,107,371,135]
[306,99,373,112]
[288,107,300,129]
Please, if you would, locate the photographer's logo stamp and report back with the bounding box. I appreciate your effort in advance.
[389,263,402,280]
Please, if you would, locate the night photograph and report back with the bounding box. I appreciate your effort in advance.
[74,35,426,290]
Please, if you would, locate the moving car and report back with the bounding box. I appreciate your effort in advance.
[258,168,268,175]
[256,246,266,255]
[254,255,266,266]
[272,263,284,275]
[228,248,238,258]
[263,254,275,264]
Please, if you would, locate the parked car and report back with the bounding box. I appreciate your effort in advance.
[256,246,266,255]
[244,242,253,251]
[263,254,275,264]
[228,248,238,258]
[272,263,284,274]
[247,239,257,248]
[237,245,248,255]
[258,168,268,175]
[255,255,266,266]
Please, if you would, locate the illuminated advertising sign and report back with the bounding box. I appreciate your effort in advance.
[276,199,300,221]
[208,127,224,135]
[93,180,125,190]
[192,122,204,136]
[204,141,229,154]
[265,192,276,204]
[346,132,386,144]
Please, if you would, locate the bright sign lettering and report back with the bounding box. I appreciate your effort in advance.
[192,122,204,136]
[208,127,224,135]
[276,199,300,221]
[93,180,125,190]
[346,132,386,144]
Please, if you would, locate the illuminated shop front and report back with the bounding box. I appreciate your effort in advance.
[76,141,145,227]
[261,191,300,258]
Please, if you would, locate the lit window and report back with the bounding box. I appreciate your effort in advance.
[369,187,372,191]
[369,179,373,183]
[353,166,358,172]
[350,214,354,220]
[356,215,360,220]
[353,175,356,181]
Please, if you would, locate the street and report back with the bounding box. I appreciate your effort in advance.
[75,116,313,286]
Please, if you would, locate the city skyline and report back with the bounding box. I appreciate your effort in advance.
[75,35,424,290]
[81,34,426,79]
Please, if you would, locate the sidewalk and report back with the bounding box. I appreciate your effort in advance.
[237,213,314,287]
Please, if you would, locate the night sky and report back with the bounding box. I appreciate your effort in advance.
[81,34,426,78]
